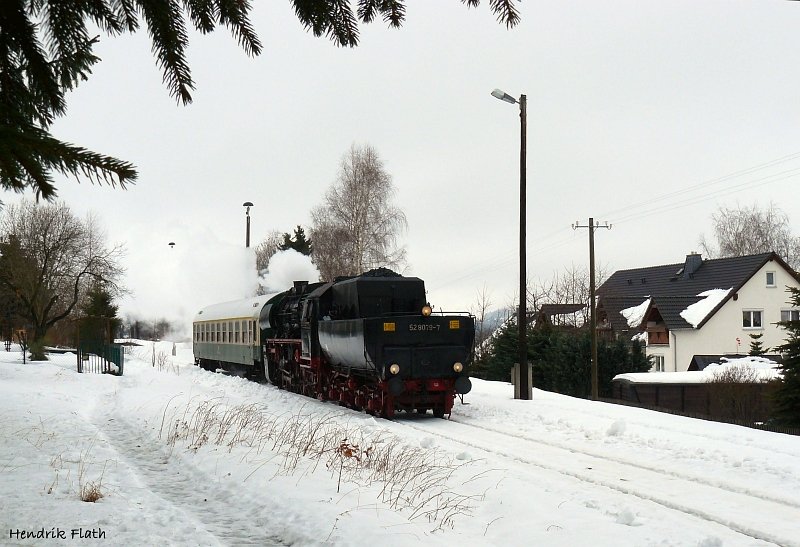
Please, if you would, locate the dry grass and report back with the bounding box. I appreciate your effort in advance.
[159,400,492,530]
[77,439,107,503]
[80,480,104,502]
[134,346,179,375]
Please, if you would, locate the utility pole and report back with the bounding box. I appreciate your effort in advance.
[572,218,612,399]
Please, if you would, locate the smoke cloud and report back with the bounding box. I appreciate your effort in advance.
[259,249,320,293]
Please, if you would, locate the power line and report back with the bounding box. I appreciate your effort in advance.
[429,150,800,294]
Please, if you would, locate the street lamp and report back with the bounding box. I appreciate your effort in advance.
[491,88,529,400]
[243,201,254,248]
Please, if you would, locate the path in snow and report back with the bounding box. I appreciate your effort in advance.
[90,401,286,546]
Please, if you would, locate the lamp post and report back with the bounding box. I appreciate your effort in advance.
[491,88,529,400]
[243,201,253,248]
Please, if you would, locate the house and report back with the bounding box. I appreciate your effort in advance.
[596,252,800,372]
[532,303,585,330]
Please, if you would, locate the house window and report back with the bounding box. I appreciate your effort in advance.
[742,310,763,329]
[766,271,776,287]
[653,355,665,372]
[781,309,800,322]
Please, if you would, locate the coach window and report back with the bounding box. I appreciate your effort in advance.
[235,321,240,344]
[244,321,250,345]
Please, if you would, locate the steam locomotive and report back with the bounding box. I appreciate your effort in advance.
[192,269,474,418]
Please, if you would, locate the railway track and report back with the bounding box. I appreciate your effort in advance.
[399,416,800,546]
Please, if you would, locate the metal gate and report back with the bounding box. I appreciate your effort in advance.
[77,343,124,375]
[76,316,124,375]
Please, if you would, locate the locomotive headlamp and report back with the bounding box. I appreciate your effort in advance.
[453,362,463,373]
[421,304,432,317]
[389,363,400,375]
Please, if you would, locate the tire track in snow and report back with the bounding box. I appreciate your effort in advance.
[400,418,799,547]
[91,414,286,546]
[454,416,800,509]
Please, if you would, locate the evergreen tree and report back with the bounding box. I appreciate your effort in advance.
[773,287,800,427]
[748,332,767,356]
[279,225,313,255]
[82,284,121,340]
[480,324,650,397]
[480,319,523,382]
[1,1,520,198]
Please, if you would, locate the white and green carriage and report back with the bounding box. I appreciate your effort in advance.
[192,295,271,376]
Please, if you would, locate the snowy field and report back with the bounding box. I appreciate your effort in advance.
[1,341,799,546]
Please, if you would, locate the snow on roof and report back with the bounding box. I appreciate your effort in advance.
[194,294,276,322]
[621,297,650,328]
[679,288,731,327]
[614,356,781,384]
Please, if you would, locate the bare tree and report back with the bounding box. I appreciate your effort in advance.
[311,144,407,281]
[471,284,494,362]
[528,264,609,327]
[0,200,124,359]
[255,230,283,273]
[699,203,800,270]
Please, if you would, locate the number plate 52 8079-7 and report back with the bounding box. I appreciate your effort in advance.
[409,324,440,332]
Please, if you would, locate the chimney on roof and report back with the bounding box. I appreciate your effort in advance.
[683,252,702,279]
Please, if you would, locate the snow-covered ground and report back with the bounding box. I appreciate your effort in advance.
[1,341,799,546]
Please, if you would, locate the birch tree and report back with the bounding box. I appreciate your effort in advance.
[311,144,407,281]
[699,203,800,270]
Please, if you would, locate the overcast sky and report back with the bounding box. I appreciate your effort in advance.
[5,1,800,321]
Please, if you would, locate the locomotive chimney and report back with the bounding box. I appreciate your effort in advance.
[293,280,308,294]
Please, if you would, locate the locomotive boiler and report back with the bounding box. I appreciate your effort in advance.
[193,269,474,418]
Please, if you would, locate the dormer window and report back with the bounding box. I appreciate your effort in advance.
[766,271,776,287]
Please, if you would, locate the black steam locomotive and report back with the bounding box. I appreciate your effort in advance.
[193,269,474,418]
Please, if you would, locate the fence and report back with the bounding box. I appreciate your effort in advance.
[77,343,124,375]
[603,379,799,436]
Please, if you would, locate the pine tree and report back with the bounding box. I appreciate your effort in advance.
[748,332,767,356]
[279,225,312,255]
[773,287,800,427]
[82,284,121,339]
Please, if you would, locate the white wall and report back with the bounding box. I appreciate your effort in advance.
[647,260,799,372]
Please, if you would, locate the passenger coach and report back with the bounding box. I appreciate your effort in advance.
[192,295,270,374]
